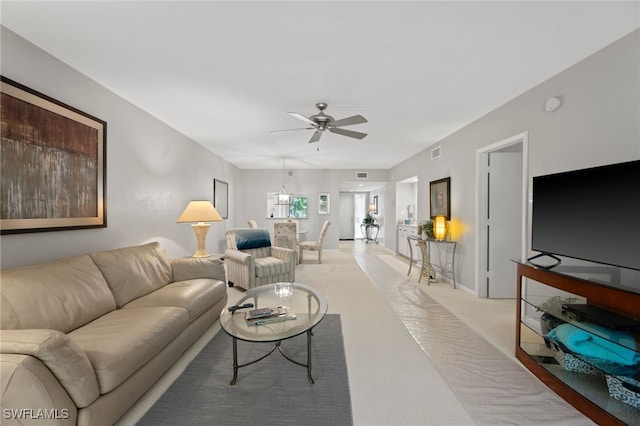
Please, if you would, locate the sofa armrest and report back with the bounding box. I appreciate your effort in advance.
[269,246,295,263]
[1,353,78,425]
[0,329,99,408]
[172,255,226,282]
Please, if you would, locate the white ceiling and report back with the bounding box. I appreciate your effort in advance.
[2,1,639,172]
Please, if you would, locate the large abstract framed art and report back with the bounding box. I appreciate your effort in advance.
[1,77,107,234]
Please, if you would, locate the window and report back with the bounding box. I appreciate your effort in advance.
[289,197,308,218]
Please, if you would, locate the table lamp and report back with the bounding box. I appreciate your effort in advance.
[434,215,447,240]
[177,200,223,257]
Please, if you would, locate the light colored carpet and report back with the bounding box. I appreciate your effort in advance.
[138,315,352,425]
[356,253,594,426]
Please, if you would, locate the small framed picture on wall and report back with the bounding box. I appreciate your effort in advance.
[213,179,229,219]
[318,193,330,215]
[430,177,450,220]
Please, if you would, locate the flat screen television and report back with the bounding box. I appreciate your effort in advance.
[531,159,640,271]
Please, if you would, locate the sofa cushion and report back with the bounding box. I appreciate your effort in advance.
[0,255,116,332]
[68,306,189,394]
[89,242,173,308]
[123,279,227,323]
[254,257,291,277]
[171,256,226,282]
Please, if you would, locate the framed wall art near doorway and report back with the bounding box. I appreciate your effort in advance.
[318,193,330,215]
[430,177,450,220]
[213,179,228,219]
[1,76,107,234]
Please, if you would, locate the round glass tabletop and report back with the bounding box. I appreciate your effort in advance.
[220,282,328,343]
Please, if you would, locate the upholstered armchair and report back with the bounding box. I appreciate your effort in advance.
[225,228,295,290]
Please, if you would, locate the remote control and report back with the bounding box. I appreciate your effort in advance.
[228,303,254,313]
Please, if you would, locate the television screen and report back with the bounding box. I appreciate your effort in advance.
[531,160,640,271]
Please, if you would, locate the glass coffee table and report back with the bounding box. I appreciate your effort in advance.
[220,282,328,385]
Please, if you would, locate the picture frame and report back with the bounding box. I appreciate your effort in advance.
[290,196,308,218]
[372,195,379,214]
[430,177,450,220]
[213,178,228,219]
[1,76,107,234]
[318,192,330,215]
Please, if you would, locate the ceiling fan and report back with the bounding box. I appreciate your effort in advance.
[271,102,368,145]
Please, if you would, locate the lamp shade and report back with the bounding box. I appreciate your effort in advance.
[434,215,447,240]
[177,201,223,223]
[368,203,376,212]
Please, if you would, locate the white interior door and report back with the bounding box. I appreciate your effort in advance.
[339,193,355,240]
[487,150,523,298]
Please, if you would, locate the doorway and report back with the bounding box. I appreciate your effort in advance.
[476,132,528,298]
[339,193,355,240]
[339,193,368,240]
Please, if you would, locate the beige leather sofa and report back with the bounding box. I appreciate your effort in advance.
[0,242,228,426]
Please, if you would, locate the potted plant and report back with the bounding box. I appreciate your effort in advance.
[363,214,375,225]
[418,219,434,239]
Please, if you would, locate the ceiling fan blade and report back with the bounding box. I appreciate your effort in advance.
[331,114,368,127]
[287,112,317,126]
[270,127,314,134]
[329,127,368,140]
[308,130,322,144]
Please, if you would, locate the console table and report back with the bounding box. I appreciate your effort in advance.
[360,224,379,244]
[407,236,456,288]
[515,261,640,425]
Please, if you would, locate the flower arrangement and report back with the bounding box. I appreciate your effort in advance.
[418,219,434,238]
[363,214,375,225]
[536,295,579,315]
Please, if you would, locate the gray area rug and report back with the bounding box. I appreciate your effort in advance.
[138,314,352,426]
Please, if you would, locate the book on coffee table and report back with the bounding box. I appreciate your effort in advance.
[245,306,296,325]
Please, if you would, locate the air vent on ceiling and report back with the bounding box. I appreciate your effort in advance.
[356,172,369,179]
[431,146,441,160]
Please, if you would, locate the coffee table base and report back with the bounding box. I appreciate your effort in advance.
[230,328,315,385]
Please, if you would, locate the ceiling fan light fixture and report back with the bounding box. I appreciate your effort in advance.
[272,102,368,149]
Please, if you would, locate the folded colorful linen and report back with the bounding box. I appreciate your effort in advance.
[547,323,640,367]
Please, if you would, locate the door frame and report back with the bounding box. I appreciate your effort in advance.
[475,131,529,298]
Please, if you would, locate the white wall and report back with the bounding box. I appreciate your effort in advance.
[396,180,418,224]
[235,169,388,249]
[2,26,638,281]
[1,28,240,269]
[388,29,640,293]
